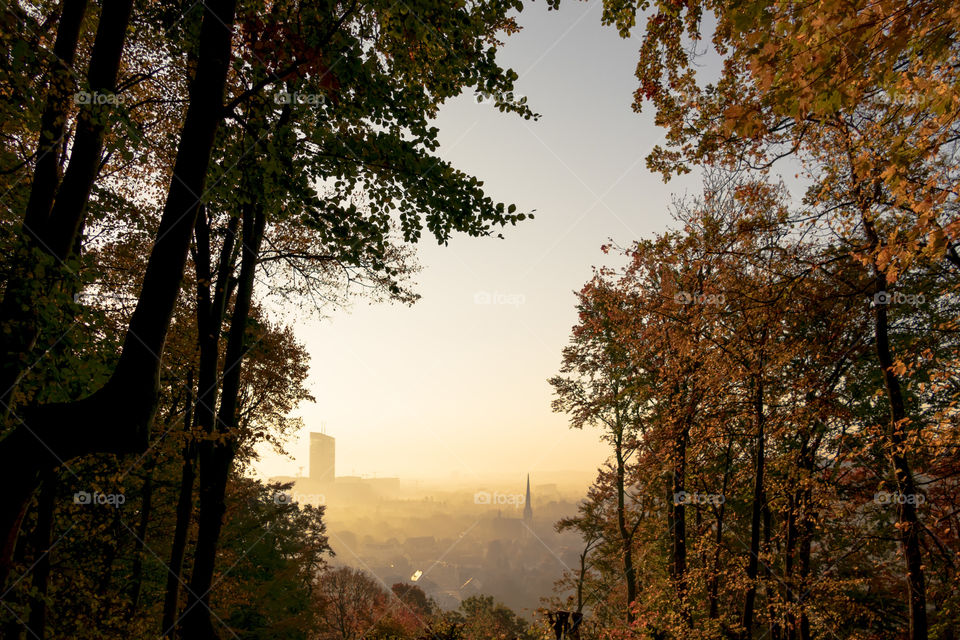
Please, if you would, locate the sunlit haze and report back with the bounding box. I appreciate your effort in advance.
[253,1,702,484]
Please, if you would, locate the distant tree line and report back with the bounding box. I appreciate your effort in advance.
[312,567,542,640]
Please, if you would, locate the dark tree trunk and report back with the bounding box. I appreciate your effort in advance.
[785,438,816,640]
[741,375,765,639]
[0,0,238,586]
[1,0,131,412]
[873,276,927,640]
[45,0,136,261]
[26,470,57,639]
[0,0,86,421]
[2,526,31,639]
[798,524,813,640]
[615,426,637,624]
[796,485,813,640]
[190,205,239,470]
[180,445,232,640]
[763,494,779,640]
[21,0,87,238]
[181,204,266,640]
[162,374,197,639]
[128,457,157,615]
[671,402,693,626]
[671,433,689,616]
[166,190,239,640]
[575,540,593,614]
[784,491,798,638]
[853,165,929,640]
[708,439,733,620]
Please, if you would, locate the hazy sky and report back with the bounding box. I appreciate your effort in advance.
[253,0,706,483]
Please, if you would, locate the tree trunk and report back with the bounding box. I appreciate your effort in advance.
[0,0,81,418]
[180,445,232,640]
[784,491,798,639]
[45,0,136,261]
[162,374,197,639]
[190,205,239,470]
[1,0,131,413]
[21,0,87,238]
[708,439,733,620]
[785,438,816,640]
[26,470,57,640]
[763,493,779,640]
[671,394,695,626]
[798,524,813,640]
[168,193,239,640]
[874,276,927,640]
[181,204,266,639]
[671,428,689,623]
[741,375,765,639]
[1,528,28,640]
[575,542,589,614]
[128,457,157,615]
[796,485,813,640]
[615,427,637,624]
[1,3,84,423]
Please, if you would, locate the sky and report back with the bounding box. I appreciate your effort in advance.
[252,0,707,483]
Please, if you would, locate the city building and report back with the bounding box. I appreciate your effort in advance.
[523,473,533,522]
[310,432,335,483]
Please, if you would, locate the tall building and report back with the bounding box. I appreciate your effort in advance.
[523,474,533,522]
[310,432,335,483]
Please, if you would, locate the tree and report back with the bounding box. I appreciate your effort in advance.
[0,0,240,583]
[550,278,646,625]
[550,2,960,637]
[0,0,535,591]
[456,594,540,640]
[548,174,960,638]
[314,567,389,640]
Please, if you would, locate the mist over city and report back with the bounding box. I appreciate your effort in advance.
[270,432,594,619]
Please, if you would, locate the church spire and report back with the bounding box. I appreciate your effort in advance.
[523,474,533,522]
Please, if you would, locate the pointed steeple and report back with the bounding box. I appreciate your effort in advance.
[523,474,533,522]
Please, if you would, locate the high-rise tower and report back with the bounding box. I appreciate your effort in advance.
[523,474,533,522]
[309,432,335,483]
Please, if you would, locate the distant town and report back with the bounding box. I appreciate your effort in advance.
[270,432,588,617]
